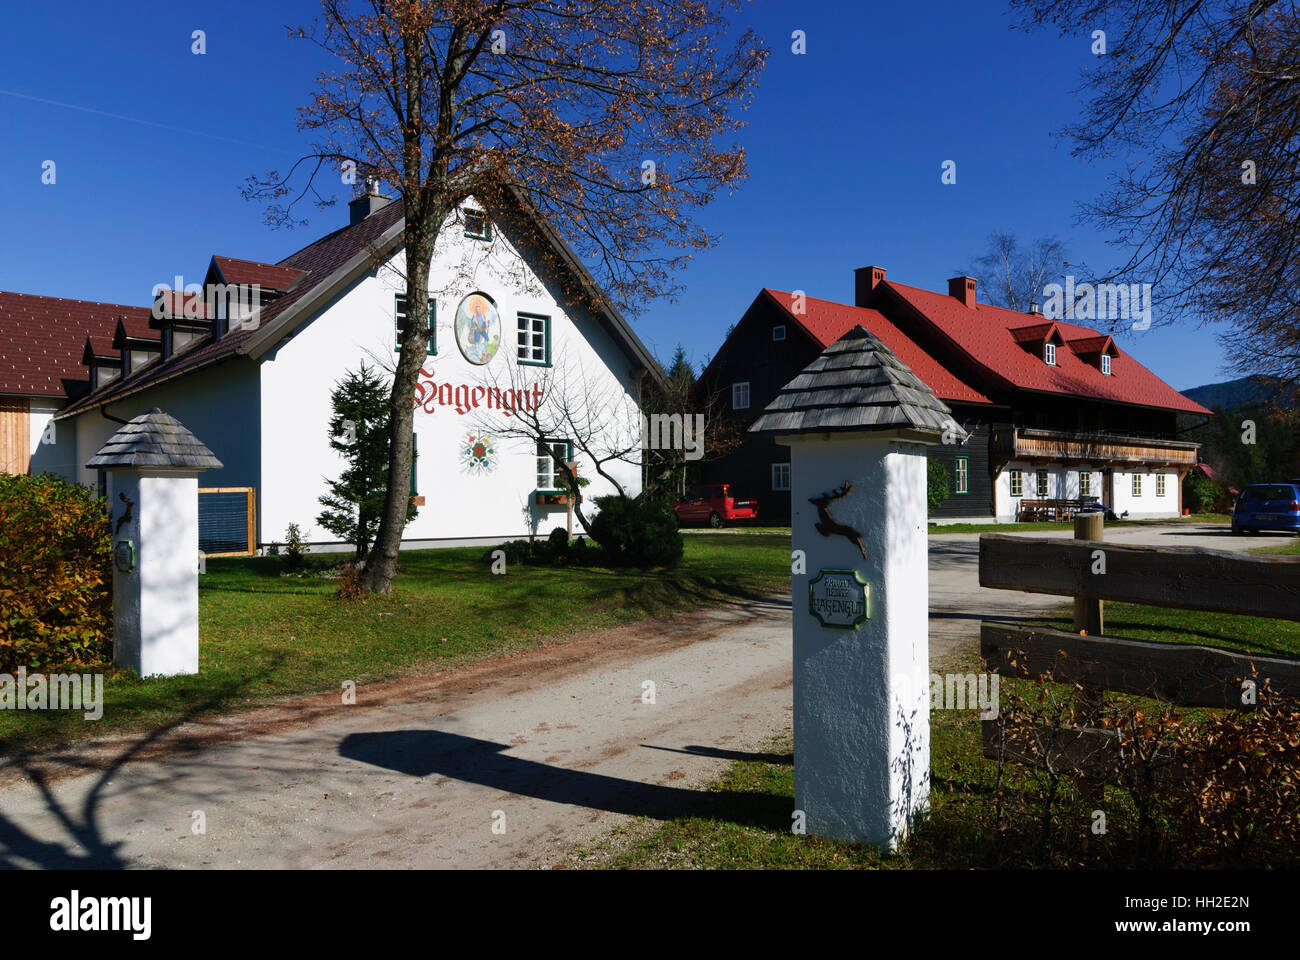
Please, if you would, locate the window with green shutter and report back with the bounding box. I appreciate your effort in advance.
[395,294,436,354]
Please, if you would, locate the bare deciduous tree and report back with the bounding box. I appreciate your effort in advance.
[244,0,766,592]
[1011,0,1300,394]
[962,231,1070,313]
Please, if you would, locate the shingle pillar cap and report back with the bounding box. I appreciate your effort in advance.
[748,325,966,443]
[86,407,223,470]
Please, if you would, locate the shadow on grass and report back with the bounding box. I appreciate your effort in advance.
[339,729,791,830]
[638,743,793,766]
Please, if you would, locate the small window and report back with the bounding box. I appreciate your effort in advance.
[517,313,550,366]
[1156,474,1166,497]
[1079,470,1092,497]
[1036,469,1049,498]
[1009,469,1023,498]
[772,325,787,342]
[395,294,436,353]
[954,457,969,495]
[1132,473,1143,497]
[1101,354,1112,376]
[732,382,750,410]
[772,463,791,491]
[464,208,492,241]
[537,439,572,492]
[1044,342,1056,366]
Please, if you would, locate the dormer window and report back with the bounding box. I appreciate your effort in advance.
[1044,342,1056,366]
[1101,354,1112,375]
[464,208,492,241]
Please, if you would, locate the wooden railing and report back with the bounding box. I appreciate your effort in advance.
[977,516,1300,779]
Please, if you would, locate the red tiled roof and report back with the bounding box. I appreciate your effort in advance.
[762,288,992,405]
[1067,334,1115,356]
[1009,321,1059,345]
[0,292,152,398]
[59,200,406,417]
[211,256,305,292]
[882,281,1212,415]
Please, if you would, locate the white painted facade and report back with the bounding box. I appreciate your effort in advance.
[990,461,1182,521]
[61,199,647,549]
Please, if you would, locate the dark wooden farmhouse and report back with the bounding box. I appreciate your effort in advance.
[695,267,1212,522]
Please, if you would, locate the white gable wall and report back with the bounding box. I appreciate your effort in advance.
[257,202,644,547]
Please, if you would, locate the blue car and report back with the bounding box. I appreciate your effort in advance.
[1232,482,1300,534]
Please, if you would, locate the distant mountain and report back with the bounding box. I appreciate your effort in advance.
[1183,376,1288,410]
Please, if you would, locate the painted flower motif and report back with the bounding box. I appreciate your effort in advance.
[460,433,495,474]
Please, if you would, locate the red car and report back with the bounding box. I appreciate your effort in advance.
[671,484,759,528]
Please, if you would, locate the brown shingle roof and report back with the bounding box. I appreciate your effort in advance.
[211,256,305,292]
[59,200,405,417]
[0,292,152,398]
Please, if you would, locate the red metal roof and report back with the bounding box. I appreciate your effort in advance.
[882,281,1212,415]
[211,256,305,292]
[762,288,992,405]
[0,292,152,398]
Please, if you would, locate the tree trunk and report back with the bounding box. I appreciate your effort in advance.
[363,221,435,593]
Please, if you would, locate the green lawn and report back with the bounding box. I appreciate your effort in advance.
[0,534,792,754]
[1036,601,1300,659]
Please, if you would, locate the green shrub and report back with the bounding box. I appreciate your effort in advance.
[0,474,112,670]
[590,494,684,567]
[1184,472,1221,514]
[282,523,308,574]
[927,458,950,514]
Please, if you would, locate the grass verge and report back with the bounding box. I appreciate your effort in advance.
[0,534,792,754]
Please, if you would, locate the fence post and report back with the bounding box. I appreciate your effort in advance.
[1073,510,1105,636]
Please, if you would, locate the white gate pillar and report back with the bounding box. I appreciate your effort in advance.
[87,408,222,677]
[750,326,965,849]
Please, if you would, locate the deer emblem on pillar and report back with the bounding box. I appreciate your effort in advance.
[809,481,868,561]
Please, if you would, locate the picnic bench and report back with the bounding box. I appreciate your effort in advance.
[1016,496,1100,521]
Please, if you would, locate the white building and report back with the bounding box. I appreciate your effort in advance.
[9,185,662,552]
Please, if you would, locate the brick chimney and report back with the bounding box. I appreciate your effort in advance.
[349,178,392,226]
[854,265,887,306]
[948,275,977,307]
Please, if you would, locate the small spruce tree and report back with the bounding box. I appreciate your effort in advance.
[317,363,417,560]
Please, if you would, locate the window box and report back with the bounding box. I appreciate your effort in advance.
[535,492,579,507]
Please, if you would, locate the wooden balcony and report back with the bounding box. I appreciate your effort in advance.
[990,427,1199,470]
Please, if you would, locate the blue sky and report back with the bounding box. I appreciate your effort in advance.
[1,0,1229,390]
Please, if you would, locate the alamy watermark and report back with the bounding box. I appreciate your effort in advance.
[1041,276,1152,330]
[151,276,264,332]
[930,672,999,719]
[641,413,705,461]
[0,667,104,720]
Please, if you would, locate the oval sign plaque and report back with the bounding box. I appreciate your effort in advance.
[808,568,870,629]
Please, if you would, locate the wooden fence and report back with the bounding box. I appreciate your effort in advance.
[977,517,1300,779]
[197,487,257,557]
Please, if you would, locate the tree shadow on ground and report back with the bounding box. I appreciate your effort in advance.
[0,662,281,869]
[339,729,790,829]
